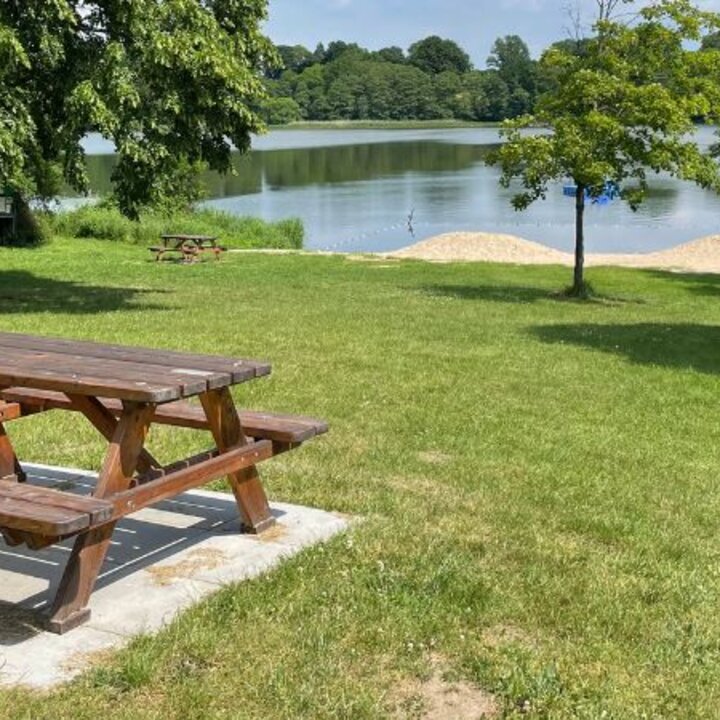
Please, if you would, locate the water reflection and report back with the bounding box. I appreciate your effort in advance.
[86,140,492,197]
[79,128,720,253]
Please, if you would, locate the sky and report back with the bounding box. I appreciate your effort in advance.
[264,0,720,67]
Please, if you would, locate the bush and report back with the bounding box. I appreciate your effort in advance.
[0,198,51,247]
[49,205,304,249]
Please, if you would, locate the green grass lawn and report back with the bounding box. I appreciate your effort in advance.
[1,238,720,718]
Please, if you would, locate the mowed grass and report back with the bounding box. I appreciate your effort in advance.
[1,238,720,718]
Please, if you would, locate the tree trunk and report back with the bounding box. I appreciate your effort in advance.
[574,183,586,295]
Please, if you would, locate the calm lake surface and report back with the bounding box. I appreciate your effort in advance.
[81,127,720,253]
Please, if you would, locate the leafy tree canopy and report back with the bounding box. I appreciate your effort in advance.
[0,0,275,218]
[372,46,406,64]
[408,35,472,75]
[487,35,535,89]
[271,44,315,77]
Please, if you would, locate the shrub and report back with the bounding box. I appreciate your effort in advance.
[49,205,304,249]
[0,198,51,247]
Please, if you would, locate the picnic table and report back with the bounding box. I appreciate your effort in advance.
[150,234,227,263]
[0,332,327,633]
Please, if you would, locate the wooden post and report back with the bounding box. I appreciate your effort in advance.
[47,402,155,634]
[200,388,275,534]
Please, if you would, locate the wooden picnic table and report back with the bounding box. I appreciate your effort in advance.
[0,332,327,633]
[150,234,227,262]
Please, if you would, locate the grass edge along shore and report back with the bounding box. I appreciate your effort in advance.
[45,205,304,250]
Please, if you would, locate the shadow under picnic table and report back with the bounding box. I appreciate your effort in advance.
[0,465,288,645]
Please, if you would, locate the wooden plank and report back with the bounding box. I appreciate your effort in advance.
[0,483,112,525]
[0,346,228,397]
[109,440,272,521]
[1,388,329,442]
[161,234,216,242]
[0,332,270,382]
[0,355,181,403]
[0,495,93,535]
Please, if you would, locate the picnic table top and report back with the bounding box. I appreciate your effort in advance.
[160,234,218,243]
[0,332,270,404]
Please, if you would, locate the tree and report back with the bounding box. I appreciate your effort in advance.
[322,41,365,64]
[473,71,510,120]
[433,71,465,118]
[373,46,406,64]
[261,97,302,125]
[293,64,330,119]
[0,0,275,220]
[271,44,314,78]
[487,36,535,89]
[491,0,720,296]
[487,36,539,117]
[408,36,472,75]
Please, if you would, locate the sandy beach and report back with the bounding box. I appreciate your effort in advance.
[387,232,720,274]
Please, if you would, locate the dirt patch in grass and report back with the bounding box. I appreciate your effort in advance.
[481,623,535,650]
[391,657,499,719]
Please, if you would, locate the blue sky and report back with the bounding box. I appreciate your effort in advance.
[264,0,720,67]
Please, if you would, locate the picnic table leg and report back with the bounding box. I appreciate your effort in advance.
[66,393,161,474]
[200,388,275,534]
[0,423,28,545]
[0,422,25,482]
[47,401,155,634]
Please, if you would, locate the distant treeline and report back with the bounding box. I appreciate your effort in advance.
[261,35,549,124]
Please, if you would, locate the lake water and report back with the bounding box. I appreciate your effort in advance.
[81,127,720,253]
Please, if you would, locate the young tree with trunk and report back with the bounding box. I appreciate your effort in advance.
[492,0,720,296]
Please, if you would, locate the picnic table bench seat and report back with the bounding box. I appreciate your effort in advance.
[1,388,327,448]
[0,481,113,536]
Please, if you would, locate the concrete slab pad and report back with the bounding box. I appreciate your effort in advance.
[0,464,349,689]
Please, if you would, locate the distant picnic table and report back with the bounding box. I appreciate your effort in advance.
[150,234,227,263]
[0,332,327,633]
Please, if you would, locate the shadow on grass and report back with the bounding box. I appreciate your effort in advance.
[420,284,643,305]
[532,323,720,374]
[639,269,720,299]
[0,271,166,314]
[420,284,557,304]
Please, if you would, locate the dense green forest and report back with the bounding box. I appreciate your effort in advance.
[261,35,545,124]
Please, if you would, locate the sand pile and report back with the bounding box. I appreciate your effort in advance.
[388,232,720,274]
